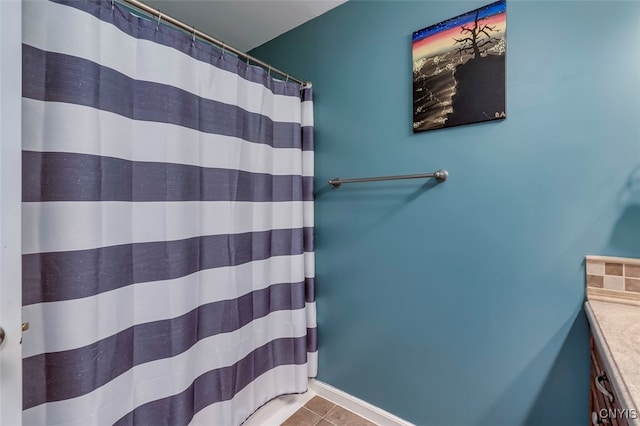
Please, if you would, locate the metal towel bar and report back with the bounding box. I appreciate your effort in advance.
[329,169,448,188]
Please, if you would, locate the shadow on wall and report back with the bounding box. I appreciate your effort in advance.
[313,178,442,248]
[478,303,590,426]
[609,166,640,256]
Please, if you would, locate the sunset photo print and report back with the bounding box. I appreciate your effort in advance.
[412,0,506,133]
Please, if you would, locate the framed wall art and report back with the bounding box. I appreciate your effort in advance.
[412,0,506,133]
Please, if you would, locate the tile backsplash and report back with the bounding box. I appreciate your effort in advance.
[586,256,640,304]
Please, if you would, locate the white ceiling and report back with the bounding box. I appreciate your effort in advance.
[143,0,347,52]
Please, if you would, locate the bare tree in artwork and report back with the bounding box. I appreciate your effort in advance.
[453,10,498,58]
[411,0,506,132]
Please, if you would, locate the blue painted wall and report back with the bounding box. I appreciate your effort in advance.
[252,1,640,424]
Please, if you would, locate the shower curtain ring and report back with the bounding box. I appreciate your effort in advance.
[192,27,196,46]
[111,0,114,11]
[221,43,226,58]
[268,65,272,76]
[156,13,162,30]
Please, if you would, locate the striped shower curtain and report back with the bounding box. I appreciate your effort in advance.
[21,1,316,424]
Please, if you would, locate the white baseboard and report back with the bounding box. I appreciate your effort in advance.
[308,379,414,426]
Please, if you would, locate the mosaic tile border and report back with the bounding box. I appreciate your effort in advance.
[586,255,640,305]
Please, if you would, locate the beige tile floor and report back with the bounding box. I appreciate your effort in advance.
[281,396,377,426]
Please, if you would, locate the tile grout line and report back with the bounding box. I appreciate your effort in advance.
[318,403,337,426]
[285,395,379,426]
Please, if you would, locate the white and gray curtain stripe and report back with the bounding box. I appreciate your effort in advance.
[21,1,316,425]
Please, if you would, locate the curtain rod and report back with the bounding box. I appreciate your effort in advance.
[116,0,308,86]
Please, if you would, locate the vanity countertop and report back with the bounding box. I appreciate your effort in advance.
[586,300,640,424]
